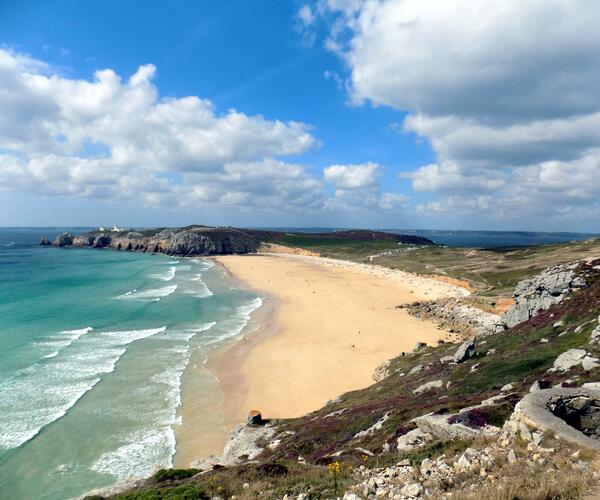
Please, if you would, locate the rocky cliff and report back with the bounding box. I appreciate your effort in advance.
[502,261,588,327]
[45,227,435,257]
[49,226,260,256]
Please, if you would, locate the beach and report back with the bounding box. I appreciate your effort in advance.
[182,253,467,463]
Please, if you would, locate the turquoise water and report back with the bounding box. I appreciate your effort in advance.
[0,229,261,499]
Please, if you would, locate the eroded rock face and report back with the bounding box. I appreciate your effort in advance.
[504,388,600,452]
[453,340,476,364]
[53,232,74,247]
[503,262,586,327]
[402,298,505,337]
[52,227,260,256]
[549,394,600,439]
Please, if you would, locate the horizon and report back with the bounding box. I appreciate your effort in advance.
[2,225,599,237]
[1,1,600,231]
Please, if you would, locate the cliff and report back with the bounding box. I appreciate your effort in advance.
[49,226,260,256]
[45,227,436,256]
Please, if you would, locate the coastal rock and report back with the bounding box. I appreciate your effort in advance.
[396,428,434,451]
[413,407,501,441]
[191,423,276,470]
[53,232,74,247]
[413,380,443,396]
[502,262,586,327]
[503,388,600,451]
[402,298,505,337]
[551,349,600,372]
[372,359,391,382]
[247,410,263,425]
[53,226,261,256]
[92,234,112,248]
[39,236,51,246]
[453,340,475,364]
[591,317,600,343]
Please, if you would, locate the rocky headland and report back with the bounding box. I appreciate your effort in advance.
[44,227,436,257]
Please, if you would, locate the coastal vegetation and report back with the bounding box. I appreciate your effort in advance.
[91,255,600,499]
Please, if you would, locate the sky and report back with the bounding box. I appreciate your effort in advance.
[0,0,599,231]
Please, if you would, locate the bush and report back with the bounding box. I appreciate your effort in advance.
[152,468,199,483]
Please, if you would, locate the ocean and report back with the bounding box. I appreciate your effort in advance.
[0,228,262,499]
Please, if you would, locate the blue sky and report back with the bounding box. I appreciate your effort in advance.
[1,0,599,231]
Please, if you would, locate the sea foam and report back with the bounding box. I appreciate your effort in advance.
[0,327,165,450]
[116,285,177,302]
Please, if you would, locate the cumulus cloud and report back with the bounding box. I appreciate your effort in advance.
[323,162,378,189]
[0,48,325,213]
[324,162,408,212]
[314,0,600,227]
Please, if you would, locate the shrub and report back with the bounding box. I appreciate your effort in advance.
[152,468,199,483]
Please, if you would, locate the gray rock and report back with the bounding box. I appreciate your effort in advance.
[92,234,112,248]
[39,236,51,246]
[501,383,514,392]
[413,380,443,395]
[413,342,427,351]
[552,349,600,372]
[530,380,551,392]
[53,232,74,247]
[453,340,475,364]
[583,382,600,390]
[400,482,423,498]
[507,449,516,464]
[591,319,600,343]
[396,428,433,451]
[502,262,585,328]
[372,360,391,382]
[505,388,600,452]
[408,364,423,375]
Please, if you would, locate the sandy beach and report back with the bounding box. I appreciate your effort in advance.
[184,253,467,460]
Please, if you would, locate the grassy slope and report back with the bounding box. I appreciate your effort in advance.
[103,259,600,500]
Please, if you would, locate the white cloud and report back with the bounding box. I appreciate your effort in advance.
[297,5,315,27]
[324,162,407,212]
[314,0,600,227]
[323,162,378,189]
[0,48,326,214]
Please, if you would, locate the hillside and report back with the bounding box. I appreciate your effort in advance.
[86,252,600,500]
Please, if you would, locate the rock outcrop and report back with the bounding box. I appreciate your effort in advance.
[401,298,505,337]
[191,422,276,470]
[502,262,586,327]
[53,232,74,247]
[504,387,600,452]
[39,236,51,246]
[49,226,260,256]
[453,340,476,363]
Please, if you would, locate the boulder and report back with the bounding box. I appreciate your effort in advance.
[413,380,443,395]
[92,234,112,248]
[551,349,600,372]
[247,410,263,425]
[504,388,600,451]
[53,232,74,247]
[39,236,51,246]
[591,318,600,343]
[453,340,475,363]
[372,359,391,382]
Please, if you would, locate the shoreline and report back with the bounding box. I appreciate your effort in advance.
[195,253,465,455]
